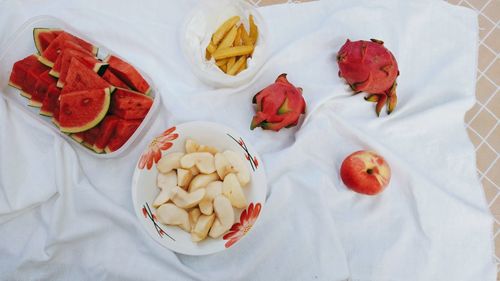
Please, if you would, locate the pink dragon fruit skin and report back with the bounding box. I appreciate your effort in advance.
[250,74,306,132]
[337,39,399,116]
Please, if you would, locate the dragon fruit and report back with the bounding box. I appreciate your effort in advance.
[337,39,399,116]
[250,73,306,131]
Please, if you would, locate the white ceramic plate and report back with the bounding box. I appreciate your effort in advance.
[131,121,266,255]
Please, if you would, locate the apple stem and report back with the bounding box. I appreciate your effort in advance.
[367,168,373,174]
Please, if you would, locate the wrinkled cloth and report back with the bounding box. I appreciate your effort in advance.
[0,0,495,280]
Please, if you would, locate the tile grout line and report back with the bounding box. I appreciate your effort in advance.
[489,190,500,207]
[468,114,499,153]
[480,155,499,181]
[463,0,498,27]
[466,88,499,129]
[467,124,500,156]
[453,0,500,267]
[484,175,500,191]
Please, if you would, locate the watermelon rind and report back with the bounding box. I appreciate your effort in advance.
[28,100,42,108]
[94,63,109,76]
[33,28,49,54]
[48,68,60,78]
[39,109,53,117]
[37,55,54,68]
[33,28,63,54]
[70,133,84,143]
[8,81,22,90]
[83,142,94,150]
[51,117,60,128]
[59,88,111,133]
[20,91,32,99]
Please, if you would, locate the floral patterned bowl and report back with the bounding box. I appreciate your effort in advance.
[131,121,267,255]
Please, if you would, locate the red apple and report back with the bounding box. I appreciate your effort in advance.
[340,150,391,195]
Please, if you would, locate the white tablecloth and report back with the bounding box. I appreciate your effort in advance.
[0,0,495,280]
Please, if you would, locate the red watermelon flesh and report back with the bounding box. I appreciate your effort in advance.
[61,40,93,55]
[52,99,61,126]
[22,61,51,100]
[40,84,61,116]
[102,69,129,89]
[105,55,150,94]
[50,43,90,77]
[8,55,48,93]
[110,88,153,120]
[31,70,57,107]
[58,88,111,133]
[82,126,101,149]
[50,41,96,79]
[105,119,141,153]
[34,28,63,54]
[40,32,97,66]
[61,58,111,95]
[93,115,119,153]
[57,54,108,88]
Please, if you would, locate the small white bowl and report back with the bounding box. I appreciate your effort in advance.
[179,0,269,88]
[131,121,267,255]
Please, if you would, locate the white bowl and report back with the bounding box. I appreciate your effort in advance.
[131,121,267,255]
[179,0,269,88]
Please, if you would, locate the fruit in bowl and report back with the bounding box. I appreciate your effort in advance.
[340,150,391,195]
[132,122,266,255]
[205,15,259,76]
[153,139,251,242]
[337,39,399,116]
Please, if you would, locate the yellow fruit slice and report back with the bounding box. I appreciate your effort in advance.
[212,16,240,45]
[212,46,254,60]
[227,56,247,76]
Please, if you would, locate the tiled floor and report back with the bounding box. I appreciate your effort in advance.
[256,0,500,277]
[446,0,500,277]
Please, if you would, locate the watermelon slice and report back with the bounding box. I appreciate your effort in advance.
[30,70,57,108]
[104,55,150,94]
[82,126,101,149]
[104,119,141,153]
[58,88,111,133]
[39,32,97,67]
[50,47,90,77]
[71,132,84,143]
[40,85,61,116]
[61,58,112,95]
[52,99,61,127]
[101,69,129,89]
[8,55,48,94]
[56,53,108,87]
[49,41,102,78]
[93,115,119,153]
[49,41,91,78]
[21,59,51,101]
[110,88,153,120]
[33,28,63,54]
